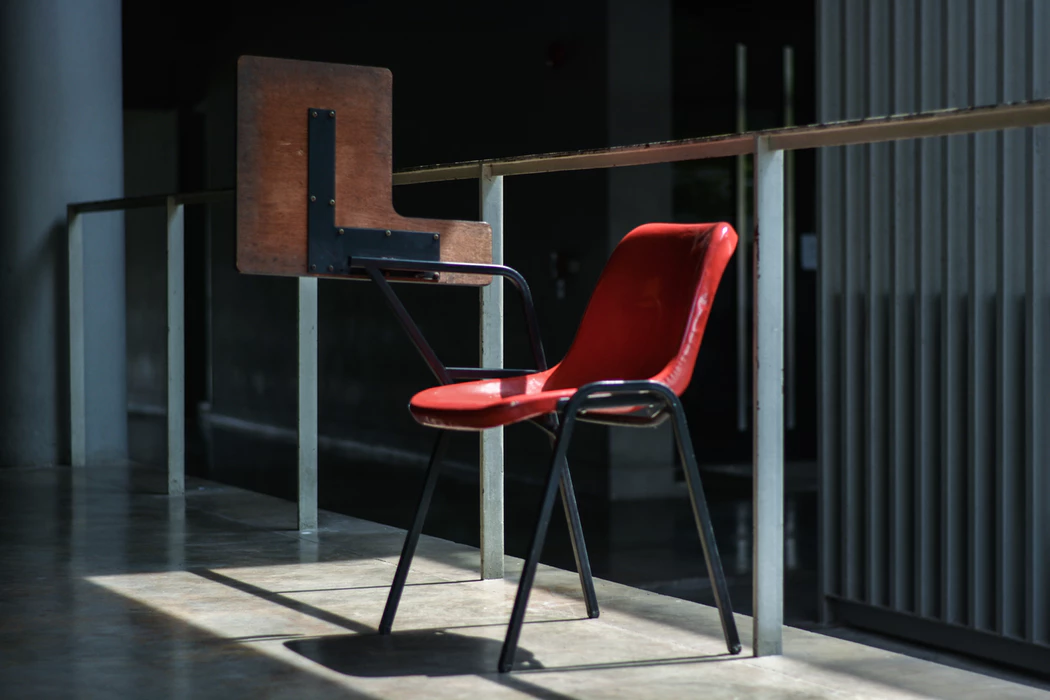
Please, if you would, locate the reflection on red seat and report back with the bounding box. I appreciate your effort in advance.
[409,222,739,430]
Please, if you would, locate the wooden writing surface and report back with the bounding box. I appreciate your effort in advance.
[236,56,490,285]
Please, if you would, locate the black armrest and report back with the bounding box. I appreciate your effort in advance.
[357,257,549,375]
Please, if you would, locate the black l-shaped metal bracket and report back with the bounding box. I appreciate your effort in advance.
[306,108,441,278]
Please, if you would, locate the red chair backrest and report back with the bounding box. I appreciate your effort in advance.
[544,222,738,395]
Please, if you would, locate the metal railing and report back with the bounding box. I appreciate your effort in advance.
[68,96,1050,660]
[68,190,232,494]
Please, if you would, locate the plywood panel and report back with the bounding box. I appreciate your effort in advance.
[236,56,490,285]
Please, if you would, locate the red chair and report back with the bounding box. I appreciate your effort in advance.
[365,222,741,672]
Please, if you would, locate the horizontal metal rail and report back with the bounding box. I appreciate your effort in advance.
[392,99,1050,185]
[66,101,1050,205]
[69,189,233,214]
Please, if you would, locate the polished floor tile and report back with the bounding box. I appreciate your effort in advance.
[0,464,1046,699]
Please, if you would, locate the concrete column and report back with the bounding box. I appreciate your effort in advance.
[606,0,676,499]
[0,0,126,466]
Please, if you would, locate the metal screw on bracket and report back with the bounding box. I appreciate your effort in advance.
[310,195,316,202]
[328,111,335,118]
[385,230,392,237]
[338,228,344,235]
[328,265,334,272]
[329,199,335,206]
[310,264,317,271]
[433,234,439,240]
[311,111,317,118]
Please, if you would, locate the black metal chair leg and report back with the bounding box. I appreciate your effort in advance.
[537,421,599,620]
[556,463,600,619]
[379,431,450,634]
[498,419,577,672]
[668,400,742,655]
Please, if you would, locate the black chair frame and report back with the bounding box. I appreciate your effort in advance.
[358,256,741,673]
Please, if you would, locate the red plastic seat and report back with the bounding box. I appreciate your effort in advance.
[409,222,738,430]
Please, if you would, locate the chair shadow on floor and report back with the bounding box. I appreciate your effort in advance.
[286,629,544,677]
[285,628,741,678]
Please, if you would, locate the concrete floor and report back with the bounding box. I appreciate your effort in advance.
[1,465,1047,699]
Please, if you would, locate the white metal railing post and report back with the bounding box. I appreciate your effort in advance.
[68,207,86,467]
[752,135,785,656]
[298,277,319,530]
[166,197,186,495]
[479,165,505,579]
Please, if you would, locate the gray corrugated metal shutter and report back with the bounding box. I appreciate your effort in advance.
[817,0,1050,671]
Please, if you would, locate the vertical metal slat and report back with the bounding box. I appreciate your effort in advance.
[939,0,956,624]
[968,0,997,632]
[889,0,916,613]
[1026,0,1048,646]
[995,0,1027,639]
[866,0,889,607]
[841,0,864,602]
[914,0,942,619]
[961,0,986,633]
[941,0,970,625]
[816,0,843,621]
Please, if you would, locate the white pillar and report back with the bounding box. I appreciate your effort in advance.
[0,0,126,466]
